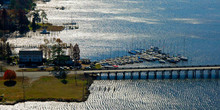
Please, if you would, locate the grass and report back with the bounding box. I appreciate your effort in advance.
[0,77,28,102]
[28,23,65,32]
[16,67,54,72]
[0,74,92,104]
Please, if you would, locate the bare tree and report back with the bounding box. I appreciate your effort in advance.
[73,43,80,64]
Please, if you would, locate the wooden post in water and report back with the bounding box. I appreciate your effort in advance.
[107,72,110,80]
[131,71,134,79]
[184,70,188,79]
[146,71,149,79]
[215,69,219,79]
[161,71,165,79]
[200,70,204,79]
[208,69,212,79]
[154,71,157,79]
[169,70,173,79]
[192,70,196,79]
[177,70,180,79]
[138,71,141,79]
[115,72,118,80]
[99,73,102,80]
[123,72,126,79]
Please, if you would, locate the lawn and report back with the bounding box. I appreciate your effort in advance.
[16,67,54,72]
[0,74,92,104]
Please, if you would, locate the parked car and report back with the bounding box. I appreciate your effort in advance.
[85,66,91,70]
[49,64,55,66]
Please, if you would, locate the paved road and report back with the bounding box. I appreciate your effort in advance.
[0,70,84,80]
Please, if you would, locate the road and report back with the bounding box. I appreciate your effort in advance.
[0,70,84,82]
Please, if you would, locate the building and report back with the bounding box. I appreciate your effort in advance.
[19,49,43,67]
[53,55,74,66]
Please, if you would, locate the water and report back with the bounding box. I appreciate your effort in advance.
[3,0,220,109]
[8,0,220,65]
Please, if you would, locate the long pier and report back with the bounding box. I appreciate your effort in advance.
[84,65,220,80]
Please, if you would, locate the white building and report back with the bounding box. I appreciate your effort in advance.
[19,49,43,67]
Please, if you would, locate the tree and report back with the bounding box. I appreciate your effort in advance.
[0,37,7,59]
[0,43,3,59]
[6,42,12,57]
[73,43,80,64]
[33,11,41,24]
[41,10,48,24]
[56,38,62,44]
[31,16,37,31]
[1,8,9,30]
[0,0,3,4]
[18,10,30,34]
[10,0,34,10]
[4,70,16,81]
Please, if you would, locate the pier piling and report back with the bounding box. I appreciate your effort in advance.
[131,71,134,79]
[154,71,157,79]
[177,70,180,79]
[99,73,102,80]
[123,72,126,79]
[208,69,212,79]
[169,70,173,79]
[192,70,196,79]
[200,70,204,79]
[184,70,188,79]
[107,72,110,80]
[138,71,141,79]
[115,72,118,80]
[146,71,149,79]
[215,69,219,79]
[162,71,165,79]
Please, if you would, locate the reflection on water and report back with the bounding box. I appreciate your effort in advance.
[0,80,219,110]
[8,0,220,65]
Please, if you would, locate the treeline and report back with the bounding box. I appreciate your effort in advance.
[0,0,36,37]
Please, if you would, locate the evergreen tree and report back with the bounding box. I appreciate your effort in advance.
[1,8,9,30]
[18,10,30,34]
[31,17,36,31]
[6,42,12,57]
[33,12,41,24]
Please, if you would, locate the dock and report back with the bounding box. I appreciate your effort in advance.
[84,65,220,80]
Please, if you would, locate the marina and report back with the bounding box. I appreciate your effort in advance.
[98,46,188,68]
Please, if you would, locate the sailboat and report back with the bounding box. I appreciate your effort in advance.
[63,13,79,30]
[180,38,188,61]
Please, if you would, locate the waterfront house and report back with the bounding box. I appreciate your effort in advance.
[53,55,74,66]
[19,49,43,67]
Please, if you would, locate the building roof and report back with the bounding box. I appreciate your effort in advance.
[19,49,43,55]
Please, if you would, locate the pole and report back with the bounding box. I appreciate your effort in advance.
[82,79,85,100]
[22,69,25,107]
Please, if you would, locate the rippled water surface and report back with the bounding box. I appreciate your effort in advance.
[8,0,220,65]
